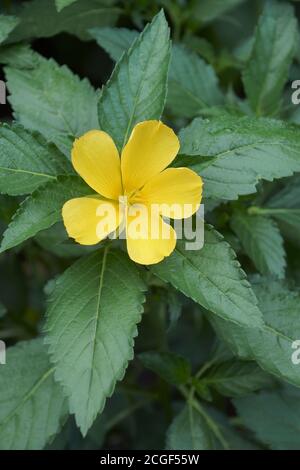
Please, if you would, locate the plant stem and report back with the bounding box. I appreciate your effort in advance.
[248,206,300,216]
[179,386,229,450]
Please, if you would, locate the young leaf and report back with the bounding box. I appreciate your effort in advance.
[6,0,120,43]
[243,2,297,116]
[231,212,286,279]
[167,45,224,118]
[0,338,67,450]
[209,280,300,387]
[139,351,191,386]
[200,360,272,398]
[0,124,71,196]
[98,10,170,150]
[0,15,19,44]
[166,405,217,450]
[234,387,300,450]
[179,115,300,200]
[5,56,98,156]
[151,224,263,329]
[0,176,91,253]
[45,249,146,435]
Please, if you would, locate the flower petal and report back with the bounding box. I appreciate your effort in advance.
[126,203,177,265]
[72,130,122,199]
[138,168,203,219]
[121,121,180,194]
[62,197,123,245]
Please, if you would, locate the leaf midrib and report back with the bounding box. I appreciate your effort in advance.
[86,247,109,404]
[173,244,262,327]
[0,165,57,179]
[121,33,161,149]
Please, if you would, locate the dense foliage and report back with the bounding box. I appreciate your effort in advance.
[0,0,300,450]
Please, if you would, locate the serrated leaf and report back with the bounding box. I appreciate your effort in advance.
[0,15,19,44]
[201,360,272,397]
[98,10,170,151]
[5,56,98,156]
[0,176,91,253]
[231,212,286,278]
[6,0,120,44]
[0,124,71,196]
[167,45,224,118]
[209,279,300,387]
[234,386,300,450]
[0,44,40,69]
[91,28,223,119]
[151,224,263,328]
[139,351,191,386]
[166,405,217,450]
[45,249,146,435]
[55,0,78,12]
[89,26,138,61]
[179,115,300,200]
[0,338,67,450]
[243,1,297,116]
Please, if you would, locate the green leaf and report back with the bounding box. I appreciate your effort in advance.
[151,224,263,328]
[55,0,78,12]
[5,56,99,156]
[0,44,40,69]
[0,338,67,450]
[36,222,96,258]
[264,175,300,246]
[179,115,300,200]
[267,175,300,210]
[202,406,258,450]
[191,0,247,25]
[231,212,286,279]
[0,176,91,253]
[242,1,297,116]
[6,0,120,43]
[0,124,71,196]
[89,26,138,61]
[98,10,170,151]
[139,351,191,386]
[234,386,300,450]
[166,405,216,450]
[209,279,300,387]
[0,15,19,44]
[91,28,223,119]
[45,248,146,435]
[200,360,272,398]
[167,45,224,118]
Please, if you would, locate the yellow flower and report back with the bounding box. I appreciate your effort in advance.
[62,120,203,265]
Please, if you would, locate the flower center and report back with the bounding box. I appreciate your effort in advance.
[121,189,144,206]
